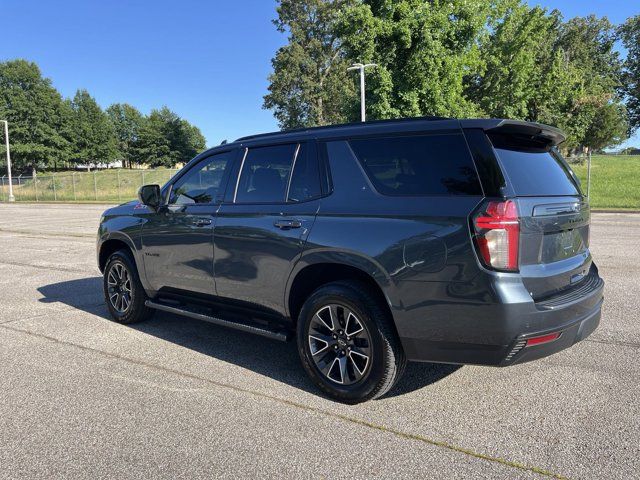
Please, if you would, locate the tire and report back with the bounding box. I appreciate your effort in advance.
[297,280,406,404]
[103,249,155,324]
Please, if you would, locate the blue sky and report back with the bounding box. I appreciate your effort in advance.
[1,0,638,148]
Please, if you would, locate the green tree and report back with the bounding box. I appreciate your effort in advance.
[469,4,564,119]
[583,101,628,151]
[174,118,207,162]
[131,107,206,168]
[556,15,627,151]
[337,0,507,120]
[69,89,118,166]
[619,15,640,132]
[471,7,627,152]
[131,110,172,168]
[263,0,358,129]
[0,59,73,172]
[106,103,145,168]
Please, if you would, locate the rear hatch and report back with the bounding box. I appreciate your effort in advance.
[488,129,591,300]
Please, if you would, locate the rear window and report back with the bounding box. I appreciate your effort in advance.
[490,134,581,197]
[235,144,296,203]
[288,143,322,202]
[349,134,482,196]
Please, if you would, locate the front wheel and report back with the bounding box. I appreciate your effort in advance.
[297,280,406,404]
[103,249,154,324]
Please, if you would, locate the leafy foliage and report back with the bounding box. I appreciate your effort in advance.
[106,103,145,168]
[555,15,627,151]
[619,15,640,133]
[337,0,499,119]
[265,0,633,151]
[69,89,118,164]
[468,4,564,119]
[0,60,74,172]
[131,107,206,168]
[263,0,358,129]
[470,8,627,151]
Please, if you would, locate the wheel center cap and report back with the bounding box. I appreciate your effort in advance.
[337,338,347,348]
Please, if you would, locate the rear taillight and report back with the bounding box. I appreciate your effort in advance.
[473,200,520,272]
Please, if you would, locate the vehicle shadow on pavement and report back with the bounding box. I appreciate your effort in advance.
[38,277,461,400]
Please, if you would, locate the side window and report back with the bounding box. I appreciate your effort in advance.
[235,144,297,203]
[287,143,322,202]
[349,134,482,196]
[169,150,235,205]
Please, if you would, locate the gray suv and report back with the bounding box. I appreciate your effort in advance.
[97,117,604,403]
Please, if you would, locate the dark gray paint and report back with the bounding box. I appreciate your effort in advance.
[213,200,319,312]
[141,203,218,295]
[97,117,604,366]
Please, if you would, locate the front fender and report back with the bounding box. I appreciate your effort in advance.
[97,216,148,288]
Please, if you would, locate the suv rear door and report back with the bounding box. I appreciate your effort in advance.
[466,126,592,300]
[213,141,322,314]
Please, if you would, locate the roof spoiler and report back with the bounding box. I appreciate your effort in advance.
[460,119,566,146]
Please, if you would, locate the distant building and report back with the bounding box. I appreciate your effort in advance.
[74,160,123,171]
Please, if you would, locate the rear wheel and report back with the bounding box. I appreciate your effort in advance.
[297,280,406,404]
[103,249,154,324]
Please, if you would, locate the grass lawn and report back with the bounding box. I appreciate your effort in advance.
[0,168,178,203]
[571,155,640,210]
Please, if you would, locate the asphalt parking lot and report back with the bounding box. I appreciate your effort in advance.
[0,203,638,479]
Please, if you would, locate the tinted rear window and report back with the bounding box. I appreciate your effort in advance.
[349,134,482,196]
[491,145,581,197]
[288,143,322,202]
[235,144,296,203]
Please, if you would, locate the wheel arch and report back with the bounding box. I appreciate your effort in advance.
[98,233,137,273]
[285,253,403,329]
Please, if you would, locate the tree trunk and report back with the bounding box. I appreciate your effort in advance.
[318,96,324,125]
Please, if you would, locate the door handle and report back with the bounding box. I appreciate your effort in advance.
[274,219,302,230]
[193,218,212,227]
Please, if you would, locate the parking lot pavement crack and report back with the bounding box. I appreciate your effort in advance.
[0,227,95,239]
[0,259,94,274]
[0,322,568,480]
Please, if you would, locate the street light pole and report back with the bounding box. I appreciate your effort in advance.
[347,63,377,122]
[1,120,14,202]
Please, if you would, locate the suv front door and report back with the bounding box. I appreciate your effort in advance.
[142,149,237,295]
[213,141,322,314]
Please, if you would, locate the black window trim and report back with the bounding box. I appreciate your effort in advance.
[317,140,334,197]
[347,132,484,198]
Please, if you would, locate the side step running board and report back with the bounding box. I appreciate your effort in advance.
[145,300,290,342]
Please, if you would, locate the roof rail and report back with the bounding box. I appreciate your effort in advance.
[235,115,450,142]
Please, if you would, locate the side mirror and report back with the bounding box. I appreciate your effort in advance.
[138,184,161,209]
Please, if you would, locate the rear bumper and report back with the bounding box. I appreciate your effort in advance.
[400,271,603,366]
[497,297,601,366]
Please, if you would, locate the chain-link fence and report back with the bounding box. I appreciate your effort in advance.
[0,168,179,203]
